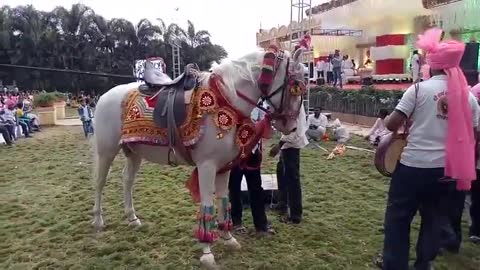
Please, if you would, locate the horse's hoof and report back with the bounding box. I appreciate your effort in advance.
[224,237,241,250]
[200,253,218,270]
[92,217,105,231]
[128,218,142,228]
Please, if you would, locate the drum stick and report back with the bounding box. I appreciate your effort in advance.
[346,145,375,153]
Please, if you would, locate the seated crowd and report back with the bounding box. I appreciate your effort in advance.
[0,89,41,146]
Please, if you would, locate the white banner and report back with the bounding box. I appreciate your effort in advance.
[370,45,409,61]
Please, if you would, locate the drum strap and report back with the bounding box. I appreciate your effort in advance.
[404,82,420,135]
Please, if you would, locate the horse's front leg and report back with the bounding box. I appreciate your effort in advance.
[215,171,241,250]
[197,163,218,270]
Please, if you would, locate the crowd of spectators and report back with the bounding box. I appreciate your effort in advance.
[0,88,41,146]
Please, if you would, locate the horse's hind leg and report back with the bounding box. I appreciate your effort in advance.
[92,151,116,231]
[122,151,142,227]
[215,172,241,250]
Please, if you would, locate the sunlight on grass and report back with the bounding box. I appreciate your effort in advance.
[0,126,478,269]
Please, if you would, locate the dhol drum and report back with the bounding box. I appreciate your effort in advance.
[374,132,407,177]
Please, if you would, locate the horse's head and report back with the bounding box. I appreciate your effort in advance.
[258,47,306,135]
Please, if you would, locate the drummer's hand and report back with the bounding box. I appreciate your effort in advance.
[269,144,281,157]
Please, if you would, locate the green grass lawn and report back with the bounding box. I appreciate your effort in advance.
[0,126,478,269]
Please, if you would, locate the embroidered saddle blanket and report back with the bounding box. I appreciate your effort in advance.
[120,89,204,146]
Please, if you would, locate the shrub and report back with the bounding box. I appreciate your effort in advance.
[309,86,404,117]
[52,91,67,102]
[33,93,57,107]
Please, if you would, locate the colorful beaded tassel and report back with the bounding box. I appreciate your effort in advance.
[194,205,218,243]
[217,197,233,232]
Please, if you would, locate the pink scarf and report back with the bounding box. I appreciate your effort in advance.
[416,28,476,190]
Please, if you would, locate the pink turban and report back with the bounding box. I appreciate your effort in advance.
[417,28,475,190]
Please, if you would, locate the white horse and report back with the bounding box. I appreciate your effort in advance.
[91,47,307,269]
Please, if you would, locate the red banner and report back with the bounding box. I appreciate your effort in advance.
[376,34,406,47]
[376,59,405,74]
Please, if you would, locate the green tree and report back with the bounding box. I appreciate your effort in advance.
[0,4,228,93]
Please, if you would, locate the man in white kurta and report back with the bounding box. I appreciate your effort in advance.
[306,108,328,141]
[411,50,421,82]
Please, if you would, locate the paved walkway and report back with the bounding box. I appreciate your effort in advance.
[342,123,371,137]
[56,117,82,126]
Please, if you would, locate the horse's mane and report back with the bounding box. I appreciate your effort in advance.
[211,50,265,98]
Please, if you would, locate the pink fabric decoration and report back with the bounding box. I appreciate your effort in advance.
[416,27,475,190]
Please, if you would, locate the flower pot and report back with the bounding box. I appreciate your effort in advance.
[54,101,66,120]
[36,106,57,126]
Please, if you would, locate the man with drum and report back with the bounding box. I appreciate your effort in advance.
[380,28,479,270]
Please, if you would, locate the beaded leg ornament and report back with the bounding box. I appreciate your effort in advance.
[216,197,233,233]
[195,205,218,243]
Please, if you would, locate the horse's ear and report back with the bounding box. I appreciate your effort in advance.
[293,48,305,64]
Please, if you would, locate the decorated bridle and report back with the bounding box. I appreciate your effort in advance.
[236,45,306,123]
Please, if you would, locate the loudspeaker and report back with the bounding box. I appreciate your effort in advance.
[460,43,479,71]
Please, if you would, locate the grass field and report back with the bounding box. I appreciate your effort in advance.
[1,126,479,270]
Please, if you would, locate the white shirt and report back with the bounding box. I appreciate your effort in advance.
[3,108,16,122]
[411,54,420,71]
[80,105,91,121]
[251,107,265,153]
[281,131,308,149]
[307,114,328,129]
[368,118,388,137]
[395,75,480,168]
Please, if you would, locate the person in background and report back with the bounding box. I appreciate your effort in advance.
[326,115,351,143]
[78,98,94,138]
[315,60,325,85]
[326,54,334,84]
[228,101,274,236]
[331,49,343,88]
[365,109,391,146]
[16,102,39,131]
[380,27,479,270]
[306,107,328,141]
[0,110,14,145]
[411,50,421,83]
[4,101,30,138]
[270,106,309,224]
